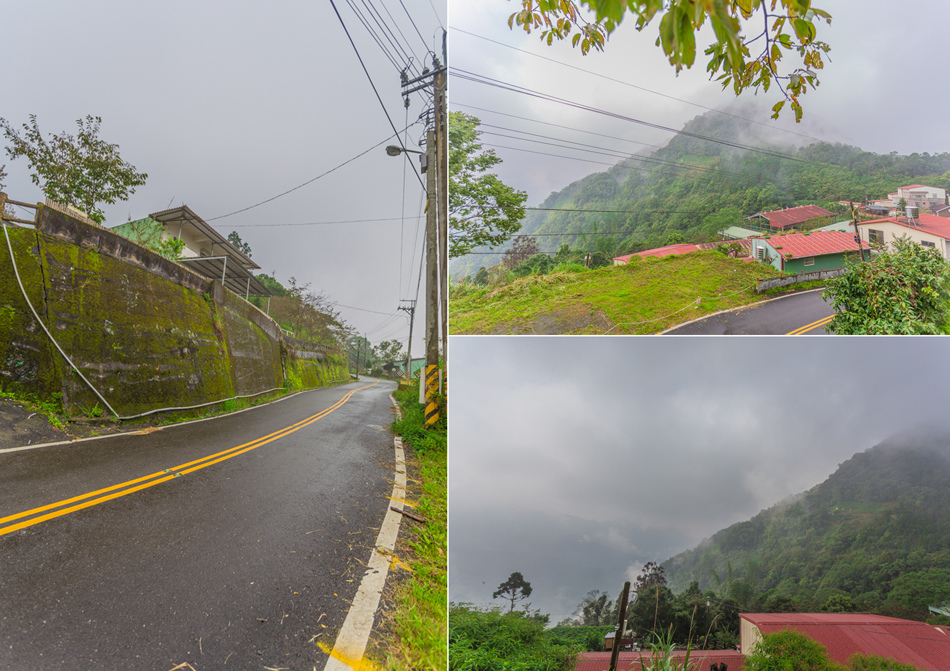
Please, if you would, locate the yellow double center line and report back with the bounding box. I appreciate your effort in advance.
[0,382,378,538]
[787,314,834,335]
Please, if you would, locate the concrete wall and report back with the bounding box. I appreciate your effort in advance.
[0,206,346,417]
[756,268,848,293]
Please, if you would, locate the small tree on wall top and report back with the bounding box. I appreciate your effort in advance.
[1,115,147,224]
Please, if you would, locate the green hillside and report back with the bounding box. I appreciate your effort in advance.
[452,107,950,277]
[663,430,950,620]
[450,250,781,335]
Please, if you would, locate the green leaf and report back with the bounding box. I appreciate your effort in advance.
[792,17,816,43]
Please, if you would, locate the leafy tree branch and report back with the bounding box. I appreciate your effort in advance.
[1,115,147,224]
[508,0,832,122]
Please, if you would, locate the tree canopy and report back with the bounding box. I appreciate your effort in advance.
[493,571,534,612]
[1,115,147,224]
[508,0,832,121]
[449,112,528,258]
[823,236,950,335]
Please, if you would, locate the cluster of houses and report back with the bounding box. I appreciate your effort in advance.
[612,185,950,275]
[579,612,950,671]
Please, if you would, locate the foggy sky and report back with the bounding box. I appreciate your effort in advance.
[449,337,950,622]
[1,0,445,349]
[449,0,950,207]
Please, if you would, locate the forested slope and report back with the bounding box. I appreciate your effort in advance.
[663,429,950,619]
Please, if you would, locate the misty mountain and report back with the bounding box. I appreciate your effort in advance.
[452,105,950,276]
[662,428,950,617]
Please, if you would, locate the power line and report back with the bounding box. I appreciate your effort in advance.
[478,141,738,183]
[345,0,405,72]
[451,68,812,165]
[352,0,420,77]
[330,0,427,192]
[331,302,396,316]
[450,27,824,144]
[228,215,423,228]
[207,124,422,222]
[397,0,431,52]
[478,130,745,179]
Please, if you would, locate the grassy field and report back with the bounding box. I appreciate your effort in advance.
[450,251,785,335]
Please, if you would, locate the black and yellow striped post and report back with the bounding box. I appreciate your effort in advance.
[424,364,440,429]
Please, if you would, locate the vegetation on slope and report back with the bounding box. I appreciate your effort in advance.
[450,250,781,334]
[663,432,950,620]
[374,379,447,670]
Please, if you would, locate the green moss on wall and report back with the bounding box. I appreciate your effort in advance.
[0,227,61,397]
[2,219,347,417]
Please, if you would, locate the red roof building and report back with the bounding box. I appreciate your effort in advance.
[752,204,834,230]
[575,650,745,671]
[750,230,869,273]
[740,613,950,670]
[857,213,950,258]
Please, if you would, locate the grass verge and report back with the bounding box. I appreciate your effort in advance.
[376,380,447,670]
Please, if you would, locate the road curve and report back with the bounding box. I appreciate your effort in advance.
[0,379,397,670]
[665,289,834,335]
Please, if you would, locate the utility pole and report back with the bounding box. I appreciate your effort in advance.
[397,299,416,381]
[355,336,361,380]
[608,582,633,671]
[400,41,446,430]
[424,128,440,428]
[434,56,448,390]
[850,201,867,263]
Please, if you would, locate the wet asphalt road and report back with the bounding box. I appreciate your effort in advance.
[0,378,397,671]
[666,289,834,335]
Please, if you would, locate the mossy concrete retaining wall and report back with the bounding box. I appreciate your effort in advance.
[283,335,349,390]
[0,206,347,416]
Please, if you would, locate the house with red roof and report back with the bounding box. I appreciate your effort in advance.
[574,613,950,671]
[857,213,950,258]
[740,613,950,671]
[749,230,869,273]
[747,204,834,230]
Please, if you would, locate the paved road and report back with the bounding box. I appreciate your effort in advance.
[0,379,397,671]
[666,289,834,335]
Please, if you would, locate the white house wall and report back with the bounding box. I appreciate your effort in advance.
[859,222,950,259]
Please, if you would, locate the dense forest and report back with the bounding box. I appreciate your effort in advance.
[663,429,950,620]
[452,108,950,276]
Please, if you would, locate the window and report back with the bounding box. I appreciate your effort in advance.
[922,240,936,248]
[868,229,884,244]
[803,257,815,267]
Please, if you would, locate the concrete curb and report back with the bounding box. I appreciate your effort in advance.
[323,393,407,671]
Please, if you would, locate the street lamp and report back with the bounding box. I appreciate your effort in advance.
[385,145,423,156]
[386,144,427,172]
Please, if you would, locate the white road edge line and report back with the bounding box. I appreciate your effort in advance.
[323,392,407,671]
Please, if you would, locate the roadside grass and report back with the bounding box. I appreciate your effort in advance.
[377,381,447,670]
[450,251,784,334]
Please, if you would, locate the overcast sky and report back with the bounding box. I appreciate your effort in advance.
[449,0,950,206]
[1,0,445,349]
[449,336,950,623]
